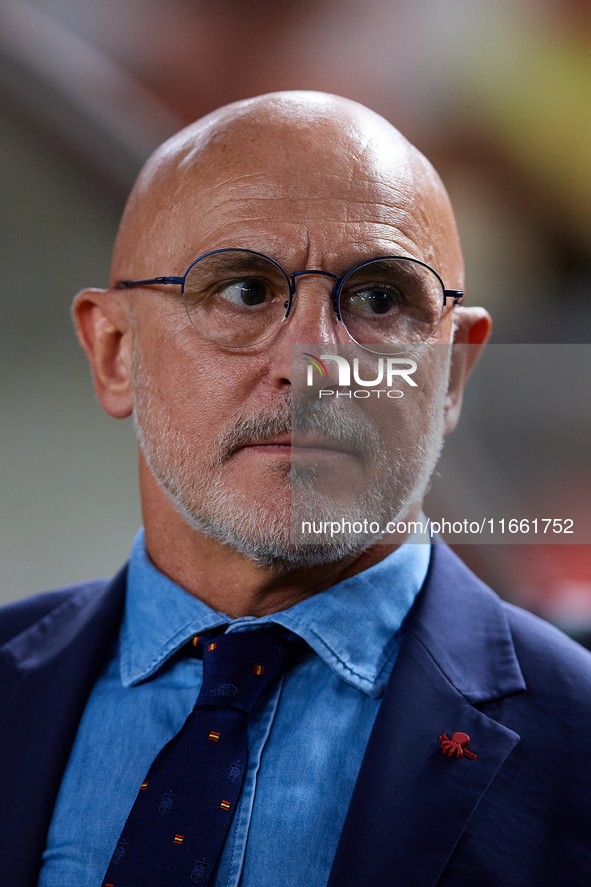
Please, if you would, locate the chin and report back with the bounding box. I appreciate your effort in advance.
[161,465,429,570]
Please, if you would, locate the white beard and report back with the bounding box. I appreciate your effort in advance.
[132,344,449,569]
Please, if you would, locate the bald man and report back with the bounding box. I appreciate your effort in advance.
[1,92,591,887]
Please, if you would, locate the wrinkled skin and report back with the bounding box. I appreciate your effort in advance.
[74,91,491,617]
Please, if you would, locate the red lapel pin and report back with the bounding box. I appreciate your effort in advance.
[438,731,478,760]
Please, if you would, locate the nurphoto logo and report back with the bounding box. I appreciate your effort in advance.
[303,352,417,399]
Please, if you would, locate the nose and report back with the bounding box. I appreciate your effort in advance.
[283,270,342,344]
[265,272,347,391]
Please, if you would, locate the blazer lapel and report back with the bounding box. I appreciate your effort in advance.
[0,568,127,887]
[327,544,526,887]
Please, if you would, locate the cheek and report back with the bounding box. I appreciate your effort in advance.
[159,357,242,444]
[136,316,266,448]
[361,392,435,454]
[361,353,449,446]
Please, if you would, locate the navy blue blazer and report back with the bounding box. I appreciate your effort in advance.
[1,544,591,886]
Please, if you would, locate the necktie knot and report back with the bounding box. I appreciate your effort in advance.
[195,628,301,714]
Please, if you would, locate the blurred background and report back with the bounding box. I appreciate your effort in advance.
[1,0,590,640]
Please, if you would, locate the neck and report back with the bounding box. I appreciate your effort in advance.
[139,456,422,618]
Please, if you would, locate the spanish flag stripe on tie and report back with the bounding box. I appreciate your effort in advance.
[208,642,217,652]
[140,781,148,790]
[174,834,184,844]
[220,800,231,811]
[191,636,200,646]
[254,664,264,675]
[209,731,220,741]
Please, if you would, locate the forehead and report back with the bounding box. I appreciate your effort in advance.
[176,164,432,274]
[116,107,461,285]
[195,181,416,265]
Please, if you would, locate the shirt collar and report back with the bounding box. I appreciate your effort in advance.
[121,525,430,698]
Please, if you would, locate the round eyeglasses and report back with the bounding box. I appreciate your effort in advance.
[118,248,463,355]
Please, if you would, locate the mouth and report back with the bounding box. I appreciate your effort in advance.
[234,434,358,458]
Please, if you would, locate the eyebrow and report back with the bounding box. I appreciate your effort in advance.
[189,254,284,275]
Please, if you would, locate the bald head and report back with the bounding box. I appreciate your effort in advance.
[111,91,463,290]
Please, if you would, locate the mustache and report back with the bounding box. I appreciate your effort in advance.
[215,392,383,464]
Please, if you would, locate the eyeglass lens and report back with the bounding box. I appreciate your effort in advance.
[182,250,444,350]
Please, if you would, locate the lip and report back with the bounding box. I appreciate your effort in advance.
[236,435,357,456]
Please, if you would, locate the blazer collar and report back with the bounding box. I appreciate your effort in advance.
[328,544,525,887]
[405,542,526,703]
[0,573,124,675]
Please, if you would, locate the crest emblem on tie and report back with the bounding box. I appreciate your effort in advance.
[113,840,127,861]
[159,790,176,814]
[191,859,208,881]
[229,761,243,784]
[214,683,238,697]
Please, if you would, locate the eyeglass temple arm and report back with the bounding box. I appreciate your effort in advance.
[117,276,185,289]
[443,290,464,305]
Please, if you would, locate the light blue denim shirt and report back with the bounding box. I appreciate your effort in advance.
[38,527,430,887]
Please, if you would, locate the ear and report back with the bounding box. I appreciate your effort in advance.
[72,288,134,419]
[444,307,492,436]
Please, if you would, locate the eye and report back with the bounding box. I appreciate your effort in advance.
[219,278,269,306]
[345,287,400,315]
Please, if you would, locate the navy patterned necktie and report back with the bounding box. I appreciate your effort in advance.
[101,627,302,887]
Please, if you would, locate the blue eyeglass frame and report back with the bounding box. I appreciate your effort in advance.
[117,248,464,319]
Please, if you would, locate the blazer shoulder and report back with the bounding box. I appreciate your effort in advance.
[503,599,591,694]
[0,579,113,647]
